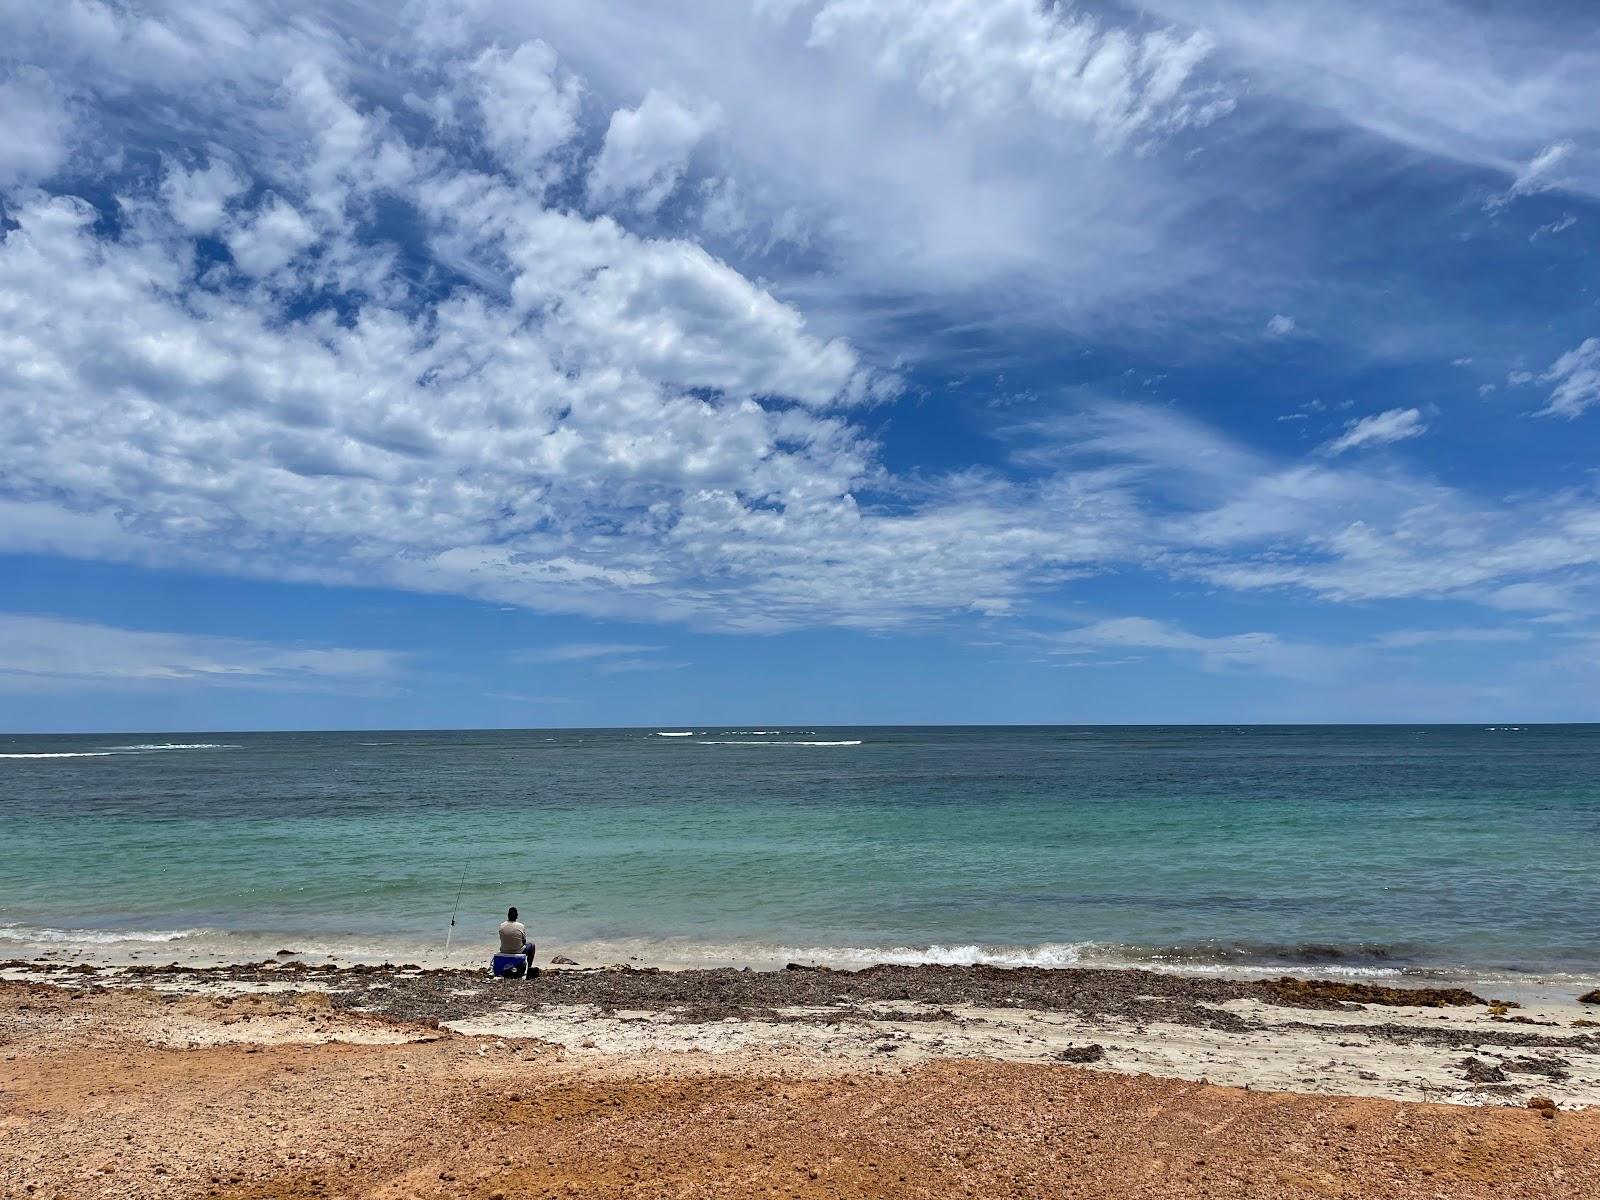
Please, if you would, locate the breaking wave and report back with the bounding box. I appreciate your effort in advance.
[99,743,238,752]
[1,743,238,759]
[698,740,863,747]
[640,939,1439,977]
[0,923,207,946]
[0,751,115,759]
[770,943,1091,969]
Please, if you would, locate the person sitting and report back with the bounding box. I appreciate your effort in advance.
[498,906,536,975]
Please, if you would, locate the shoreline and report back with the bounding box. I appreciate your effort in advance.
[8,923,1596,997]
[7,954,1598,1109]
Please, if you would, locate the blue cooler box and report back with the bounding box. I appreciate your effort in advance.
[491,953,528,978]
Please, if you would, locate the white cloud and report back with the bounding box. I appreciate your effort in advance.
[1537,338,1600,419]
[1019,401,1600,611]
[3,0,1600,657]
[1266,313,1295,336]
[515,0,1245,344]
[807,0,1231,146]
[465,41,582,190]
[1484,582,1575,614]
[519,643,663,662]
[1372,628,1531,649]
[587,90,720,215]
[0,159,1080,633]
[0,614,401,694]
[225,194,317,276]
[1051,616,1328,678]
[594,657,690,675]
[161,158,250,235]
[1322,408,1426,455]
[0,69,75,187]
[1486,140,1576,211]
[1135,0,1600,199]
[1531,214,1576,241]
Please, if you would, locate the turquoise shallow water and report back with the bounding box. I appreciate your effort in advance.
[2,725,1597,975]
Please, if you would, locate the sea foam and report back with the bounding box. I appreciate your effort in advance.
[100,743,238,751]
[0,923,205,946]
[0,751,116,759]
[1,743,237,759]
[698,739,863,746]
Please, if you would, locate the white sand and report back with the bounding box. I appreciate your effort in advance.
[440,993,1600,1108]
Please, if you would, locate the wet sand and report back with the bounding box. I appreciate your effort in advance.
[4,962,1599,1198]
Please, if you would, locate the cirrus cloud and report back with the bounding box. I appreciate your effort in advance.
[1321,408,1426,455]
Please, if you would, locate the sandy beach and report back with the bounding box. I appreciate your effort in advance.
[4,959,1598,1199]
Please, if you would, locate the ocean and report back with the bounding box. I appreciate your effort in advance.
[2,725,1596,984]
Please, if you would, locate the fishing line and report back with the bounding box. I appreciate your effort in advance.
[444,861,469,951]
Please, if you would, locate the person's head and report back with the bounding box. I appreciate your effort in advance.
[507,906,518,922]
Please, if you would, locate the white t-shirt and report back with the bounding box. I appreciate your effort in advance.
[498,920,527,954]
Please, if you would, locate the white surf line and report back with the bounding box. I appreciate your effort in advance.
[697,740,864,747]
[0,751,116,758]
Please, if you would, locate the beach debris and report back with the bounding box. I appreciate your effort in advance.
[1053,1044,1106,1064]
[1579,988,1600,1005]
[551,955,578,966]
[1527,1096,1558,1118]
[1258,977,1487,1009]
[1506,1054,1570,1082]
[1457,1056,1507,1084]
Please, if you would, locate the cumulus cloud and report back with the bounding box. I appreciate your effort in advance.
[225,194,317,275]
[3,0,1600,658]
[161,158,250,235]
[0,186,924,630]
[587,90,720,214]
[466,40,582,189]
[1322,408,1426,455]
[0,615,401,694]
[505,0,1265,349]
[1537,338,1600,419]
[0,69,75,187]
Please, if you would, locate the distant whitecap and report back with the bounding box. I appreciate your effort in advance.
[0,751,115,759]
[698,739,863,747]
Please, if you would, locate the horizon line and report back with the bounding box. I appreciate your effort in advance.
[3,721,1590,737]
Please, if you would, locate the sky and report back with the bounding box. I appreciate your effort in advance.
[1,0,1599,731]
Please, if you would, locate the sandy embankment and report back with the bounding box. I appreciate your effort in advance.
[3,961,1599,1198]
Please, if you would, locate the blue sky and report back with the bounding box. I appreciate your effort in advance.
[2,0,1599,730]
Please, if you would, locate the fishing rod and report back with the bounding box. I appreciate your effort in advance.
[444,861,469,952]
